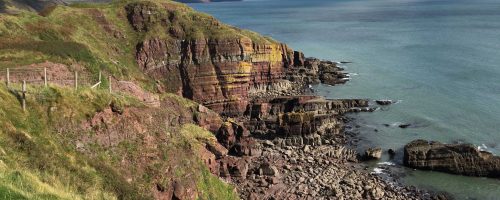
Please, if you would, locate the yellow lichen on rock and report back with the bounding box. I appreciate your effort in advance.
[238,61,253,74]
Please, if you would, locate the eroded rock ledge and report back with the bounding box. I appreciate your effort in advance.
[404,139,500,178]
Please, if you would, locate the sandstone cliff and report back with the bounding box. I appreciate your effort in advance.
[125,1,350,117]
[127,0,302,116]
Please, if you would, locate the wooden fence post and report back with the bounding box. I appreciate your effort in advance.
[44,68,48,87]
[22,80,26,111]
[108,76,112,93]
[74,71,78,91]
[98,71,102,89]
[6,68,10,88]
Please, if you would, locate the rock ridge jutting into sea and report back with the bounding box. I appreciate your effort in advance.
[404,140,500,178]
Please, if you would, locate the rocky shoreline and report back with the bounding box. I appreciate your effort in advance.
[208,58,449,199]
[122,2,451,198]
[1,0,494,199]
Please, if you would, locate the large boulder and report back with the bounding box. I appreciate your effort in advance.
[364,147,382,160]
[259,162,280,177]
[375,100,393,105]
[219,157,249,179]
[403,140,500,178]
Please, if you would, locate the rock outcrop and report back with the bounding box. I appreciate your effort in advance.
[126,1,350,117]
[135,36,294,116]
[243,96,372,147]
[404,140,500,178]
[364,147,382,160]
[375,100,393,105]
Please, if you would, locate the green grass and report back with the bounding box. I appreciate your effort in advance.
[197,167,238,200]
[0,85,125,200]
[0,84,239,199]
[0,41,96,64]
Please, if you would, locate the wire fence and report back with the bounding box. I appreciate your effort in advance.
[3,67,101,87]
[1,67,112,111]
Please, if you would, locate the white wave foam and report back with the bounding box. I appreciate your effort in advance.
[365,124,378,129]
[377,162,396,166]
[391,122,403,127]
[478,144,488,151]
[371,167,384,174]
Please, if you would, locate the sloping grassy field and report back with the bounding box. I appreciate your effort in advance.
[0,83,238,199]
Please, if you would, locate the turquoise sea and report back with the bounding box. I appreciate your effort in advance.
[190,0,500,199]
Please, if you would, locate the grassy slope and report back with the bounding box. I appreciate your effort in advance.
[0,83,238,199]
[0,0,262,199]
[0,85,131,199]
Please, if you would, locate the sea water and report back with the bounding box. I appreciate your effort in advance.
[190,0,500,199]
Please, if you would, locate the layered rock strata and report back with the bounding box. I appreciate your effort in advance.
[127,2,349,116]
[243,96,371,146]
[404,140,500,178]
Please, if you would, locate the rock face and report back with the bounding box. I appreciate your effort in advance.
[128,1,295,116]
[136,36,293,116]
[126,2,350,117]
[404,140,500,178]
[244,96,371,146]
[375,100,393,105]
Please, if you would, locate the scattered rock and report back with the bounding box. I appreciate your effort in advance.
[398,124,411,129]
[110,101,124,114]
[388,149,396,157]
[375,100,393,105]
[370,187,385,199]
[205,142,228,158]
[263,140,274,147]
[364,147,382,160]
[303,145,311,153]
[259,163,280,177]
[198,104,209,113]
